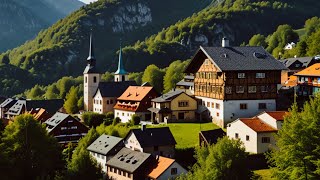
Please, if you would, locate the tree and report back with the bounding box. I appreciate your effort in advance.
[130,114,141,125]
[142,64,165,92]
[27,84,44,99]
[178,136,251,180]
[249,34,267,47]
[268,95,320,179]
[128,72,143,85]
[64,86,80,114]
[81,112,106,127]
[101,72,114,82]
[0,114,63,179]
[163,60,189,93]
[44,84,60,99]
[0,54,10,65]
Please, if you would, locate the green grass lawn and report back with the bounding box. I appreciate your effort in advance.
[253,169,275,180]
[142,123,221,149]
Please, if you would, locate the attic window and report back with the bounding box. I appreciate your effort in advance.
[253,52,267,59]
[132,160,138,164]
[104,144,109,148]
[220,53,228,58]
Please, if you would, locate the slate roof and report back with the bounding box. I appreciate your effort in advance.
[185,46,287,72]
[200,129,226,145]
[106,147,151,173]
[148,156,175,179]
[240,118,277,133]
[0,98,17,108]
[280,57,314,68]
[87,134,123,155]
[95,81,136,98]
[151,90,185,103]
[44,112,70,133]
[176,80,194,87]
[294,63,320,77]
[127,127,176,148]
[83,64,100,74]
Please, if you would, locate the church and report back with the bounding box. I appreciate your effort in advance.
[83,34,136,114]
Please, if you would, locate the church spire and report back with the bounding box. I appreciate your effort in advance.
[114,39,127,75]
[87,32,96,65]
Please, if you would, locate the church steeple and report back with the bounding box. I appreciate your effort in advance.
[87,32,96,66]
[114,40,128,82]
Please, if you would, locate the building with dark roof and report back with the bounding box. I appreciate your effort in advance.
[148,90,197,123]
[87,134,124,173]
[227,111,288,154]
[124,126,176,158]
[176,75,195,95]
[184,38,287,128]
[106,147,154,180]
[5,99,63,120]
[83,34,135,113]
[44,112,88,144]
[0,98,17,119]
[199,128,226,146]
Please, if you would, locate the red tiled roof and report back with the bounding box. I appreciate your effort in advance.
[295,63,320,76]
[148,156,175,179]
[117,86,154,101]
[265,111,288,121]
[240,118,277,133]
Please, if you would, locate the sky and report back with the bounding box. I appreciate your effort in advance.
[79,0,98,4]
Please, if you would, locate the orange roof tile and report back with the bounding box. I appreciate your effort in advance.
[117,86,154,101]
[285,75,297,86]
[148,156,175,179]
[295,63,320,76]
[265,111,288,121]
[240,118,277,133]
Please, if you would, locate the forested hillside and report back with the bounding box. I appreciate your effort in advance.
[0,0,84,52]
[2,0,320,97]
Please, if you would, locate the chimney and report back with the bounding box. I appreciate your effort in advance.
[141,124,146,131]
[222,37,229,47]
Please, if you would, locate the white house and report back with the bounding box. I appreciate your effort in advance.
[284,42,296,50]
[87,134,124,173]
[227,111,287,154]
[148,156,187,180]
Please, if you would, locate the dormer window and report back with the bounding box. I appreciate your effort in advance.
[238,73,245,78]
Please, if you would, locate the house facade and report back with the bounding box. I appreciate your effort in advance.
[83,34,134,113]
[294,63,320,96]
[175,75,195,95]
[87,134,124,173]
[114,86,159,123]
[44,112,89,144]
[227,111,287,154]
[0,98,17,119]
[149,90,197,123]
[148,156,187,180]
[124,125,176,158]
[184,38,286,127]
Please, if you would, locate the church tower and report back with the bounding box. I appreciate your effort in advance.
[114,42,129,82]
[83,33,101,111]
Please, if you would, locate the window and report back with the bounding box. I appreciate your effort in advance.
[248,86,256,93]
[128,173,131,178]
[216,103,220,109]
[110,100,113,104]
[93,76,97,83]
[226,86,232,94]
[236,86,244,93]
[212,73,218,79]
[211,102,214,108]
[238,73,245,78]
[85,76,87,83]
[256,73,265,78]
[259,103,267,109]
[178,101,189,107]
[171,168,178,175]
[71,126,77,129]
[100,100,102,105]
[216,112,219,117]
[240,103,247,110]
[207,102,210,107]
[261,85,268,92]
[61,127,67,130]
[246,135,250,141]
[122,113,124,116]
[107,100,109,104]
[235,133,239,139]
[262,137,270,143]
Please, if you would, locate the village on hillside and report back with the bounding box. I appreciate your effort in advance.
[1,34,320,179]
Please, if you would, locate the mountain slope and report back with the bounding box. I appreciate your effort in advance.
[0,0,84,52]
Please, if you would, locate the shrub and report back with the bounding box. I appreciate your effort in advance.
[130,114,141,125]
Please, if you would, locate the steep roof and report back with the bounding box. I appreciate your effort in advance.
[200,129,226,145]
[87,134,123,155]
[185,46,287,73]
[294,63,320,77]
[151,90,185,103]
[117,86,154,101]
[0,98,17,108]
[44,112,70,133]
[281,57,314,68]
[30,108,53,123]
[265,111,288,121]
[148,156,175,179]
[83,33,100,74]
[114,45,127,75]
[240,118,277,133]
[127,127,176,147]
[95,81,136,98]
[106,147,151,173]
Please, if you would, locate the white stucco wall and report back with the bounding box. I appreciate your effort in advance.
[257,132,277,154]
[157,162,188,180]
[124,132,143,152]
[257,113,278,129]
[115,109,135,123]
[93,90,103,114]
[196,96,224,125]
[84,73,101,111]
[227,120,258,153]
[89,151,107,172]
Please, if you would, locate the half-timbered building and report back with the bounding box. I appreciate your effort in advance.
[184,38,287,127]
